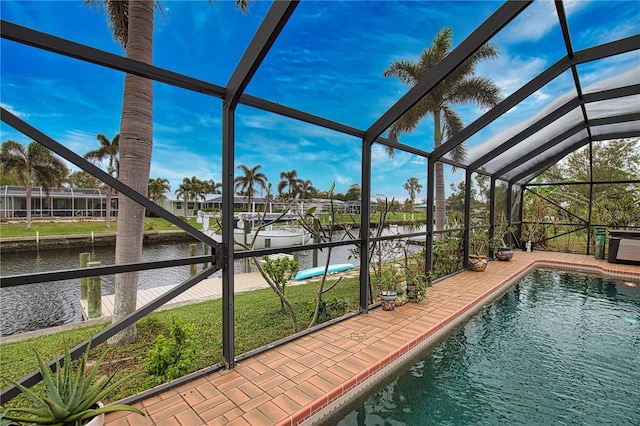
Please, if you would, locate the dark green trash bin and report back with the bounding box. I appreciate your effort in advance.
[594,228,606,259]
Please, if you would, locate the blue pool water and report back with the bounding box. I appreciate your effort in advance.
[332,269,640,425]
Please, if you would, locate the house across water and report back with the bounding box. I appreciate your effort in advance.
[0,185,117,219]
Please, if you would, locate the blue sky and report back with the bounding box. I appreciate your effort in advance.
[1,0,638,201]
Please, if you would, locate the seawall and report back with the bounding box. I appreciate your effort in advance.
[0,219,425,252]
[0,230,199,252]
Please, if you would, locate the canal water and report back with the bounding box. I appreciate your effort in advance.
[1,227,422,336]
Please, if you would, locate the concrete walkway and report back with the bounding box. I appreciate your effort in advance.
[81,272,274,320]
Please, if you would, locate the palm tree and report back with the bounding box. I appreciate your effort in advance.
[0,140,68,229]
[403,177,423,213]
[383,27,501,232]
[148,177,170,203]
[175,176,201,217]
[191,179,207,214]
[234,164,268,211]
[84,133,119,227]
[297,179,317,199]
[88,0,249,344]
[277,169,301,200]
[205,179,222,196]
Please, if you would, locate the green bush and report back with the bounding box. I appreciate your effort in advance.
[145,315,198,386]
[309,297,350,323]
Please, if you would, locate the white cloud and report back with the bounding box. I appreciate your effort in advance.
[335,175,350,185]
[59,129,97,156]
[0,103,28,119]
[479,55,548,97]
[502,1,558,43]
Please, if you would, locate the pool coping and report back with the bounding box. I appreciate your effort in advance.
[288,259,640,426]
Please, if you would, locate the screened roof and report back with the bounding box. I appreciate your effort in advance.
[1,0,638,191]
[232,0,640,188]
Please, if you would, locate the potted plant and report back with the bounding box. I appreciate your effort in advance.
[468,229,489,272]
[403,263,428,303]
[0,343,144,426]
[490,216,517,261]
[375,267,401,311]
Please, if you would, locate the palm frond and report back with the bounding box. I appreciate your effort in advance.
[448,76,502,109]
[382,60,420,85]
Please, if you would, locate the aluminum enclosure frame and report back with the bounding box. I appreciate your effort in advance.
[1,0,639,403]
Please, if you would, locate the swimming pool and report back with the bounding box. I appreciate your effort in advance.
[329,269,640,425]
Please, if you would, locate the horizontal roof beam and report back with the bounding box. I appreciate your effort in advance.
[494,112,638,179]
[432,34,640,162]
[470,84,640,171]
[468,98,581,170]
[0,20,371,145]
[510,129,640,184]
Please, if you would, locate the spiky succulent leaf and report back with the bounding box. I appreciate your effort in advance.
[65,346,90,411]
[41,397,71,419]
[0,406,53,418]
[80,347,108,397]
[33,350,64,409]
[60,346,75,402]
[90,373,138,407]
[0,414,58,425]
[73,374,115,413]
[0,375,50,413]
[66,404,144,424]
[2,343,144,424]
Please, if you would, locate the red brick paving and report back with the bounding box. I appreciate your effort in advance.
[106,252,639,425]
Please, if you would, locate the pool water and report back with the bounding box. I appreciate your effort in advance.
[331,270,640,425]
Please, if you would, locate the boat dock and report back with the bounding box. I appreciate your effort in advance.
[80,272,273,320]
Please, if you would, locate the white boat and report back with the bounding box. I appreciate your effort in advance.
[220,227,311,249]
[198,211,311,250]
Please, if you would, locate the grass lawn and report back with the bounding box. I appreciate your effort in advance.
[0,217,202,238]
[0,213,427,239]
[0,275,361,408]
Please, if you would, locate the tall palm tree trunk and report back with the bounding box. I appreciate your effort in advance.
[183,194,189,217]
[434,111,446,234]
[105,186,112,227]
[110,0,154,344]
[25,183,32,229]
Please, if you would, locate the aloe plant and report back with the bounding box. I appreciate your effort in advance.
[0,344,144,425]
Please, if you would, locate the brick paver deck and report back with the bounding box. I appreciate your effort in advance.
[105,251,640,426]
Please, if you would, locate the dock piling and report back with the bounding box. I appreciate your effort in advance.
[86,261,102,318]
[79,252,91,300]
[189,243,197,276]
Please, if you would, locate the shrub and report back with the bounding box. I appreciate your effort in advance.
[309,297,350,323]
[145,315,198,386]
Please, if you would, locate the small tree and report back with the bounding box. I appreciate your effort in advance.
[261,255,299,311]
[299,183,352,328]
